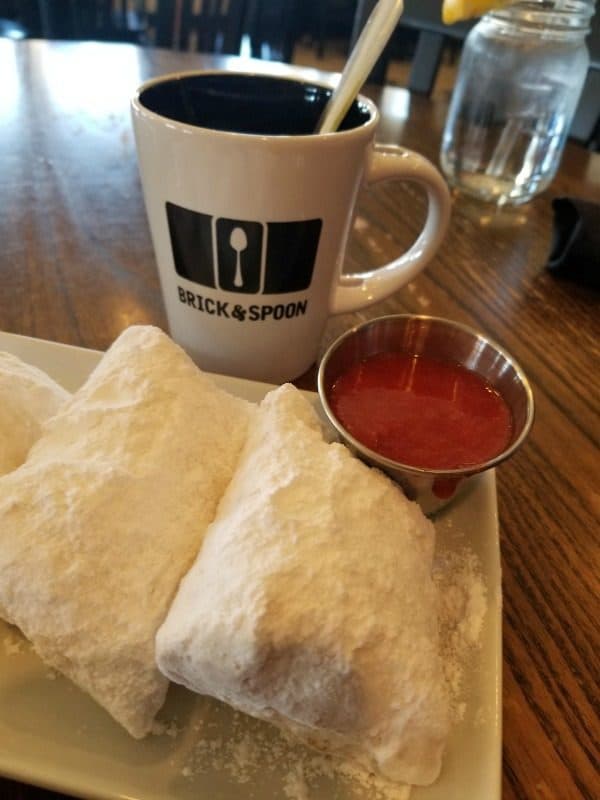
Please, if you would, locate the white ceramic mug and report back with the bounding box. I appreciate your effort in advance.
[131,71,451,383]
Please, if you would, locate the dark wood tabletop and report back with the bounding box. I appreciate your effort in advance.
[0,38,598,800]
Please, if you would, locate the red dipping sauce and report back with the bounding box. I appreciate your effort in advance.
[329,352,513,470]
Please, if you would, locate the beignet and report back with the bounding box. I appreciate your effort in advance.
[0,351,69,475]
[0,326,253,737]
[157,384,449,785]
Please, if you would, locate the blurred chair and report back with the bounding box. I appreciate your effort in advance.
[131,1,171,47]
[139,0,247,53]
[570,10,600,152]
[246,0,300,62]
[0,0,33,37]
[311,0,355,59]
[0,16,27,37]
[570,65,600,152]
[351,0,473,93]
[36,0,146,42]
[174,0,247,53]
[33,1,247,53]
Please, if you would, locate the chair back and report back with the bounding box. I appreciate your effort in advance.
[35,0,145,42]
[247,0,299,63]
[174,0,247,53]
[351,0,473,92]
[112,1,247,53]
[569,10,599,151]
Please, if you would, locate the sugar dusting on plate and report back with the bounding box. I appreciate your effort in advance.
[434,546,488,724]
[0,519,487,800]
[147,519,488,800]
[157,705,412,800]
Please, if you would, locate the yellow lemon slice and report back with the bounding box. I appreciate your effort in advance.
[442,0,516,24]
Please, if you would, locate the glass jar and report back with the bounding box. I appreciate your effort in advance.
[440,0,594,205]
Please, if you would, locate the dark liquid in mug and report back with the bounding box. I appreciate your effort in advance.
[139,73,372,135]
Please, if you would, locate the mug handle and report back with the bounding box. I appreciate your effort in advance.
[329,144,451,315]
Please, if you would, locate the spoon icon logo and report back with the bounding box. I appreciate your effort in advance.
[166,202,321,295]
[230,227,248,289]
[215,219,262,293]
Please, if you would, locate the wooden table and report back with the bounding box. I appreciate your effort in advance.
[0,38,598,800]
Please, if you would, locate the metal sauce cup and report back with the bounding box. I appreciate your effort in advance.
[317,315,534,515]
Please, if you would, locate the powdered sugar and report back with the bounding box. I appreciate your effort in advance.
[146,528,487,800]
[0,338,499,800]
[163,701,412,799]
[0,505,488,800]
[158,384,447,786]
[434,547,487,723]
[1,625,28,656]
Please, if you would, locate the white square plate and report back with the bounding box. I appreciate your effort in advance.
[0,331,501,800]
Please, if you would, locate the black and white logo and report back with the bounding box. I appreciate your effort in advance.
[166,202,322,294]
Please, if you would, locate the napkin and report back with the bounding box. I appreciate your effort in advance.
[547,197,600,290]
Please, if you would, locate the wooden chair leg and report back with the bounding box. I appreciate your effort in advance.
[569,68,600,151]
[408,30,445,95]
